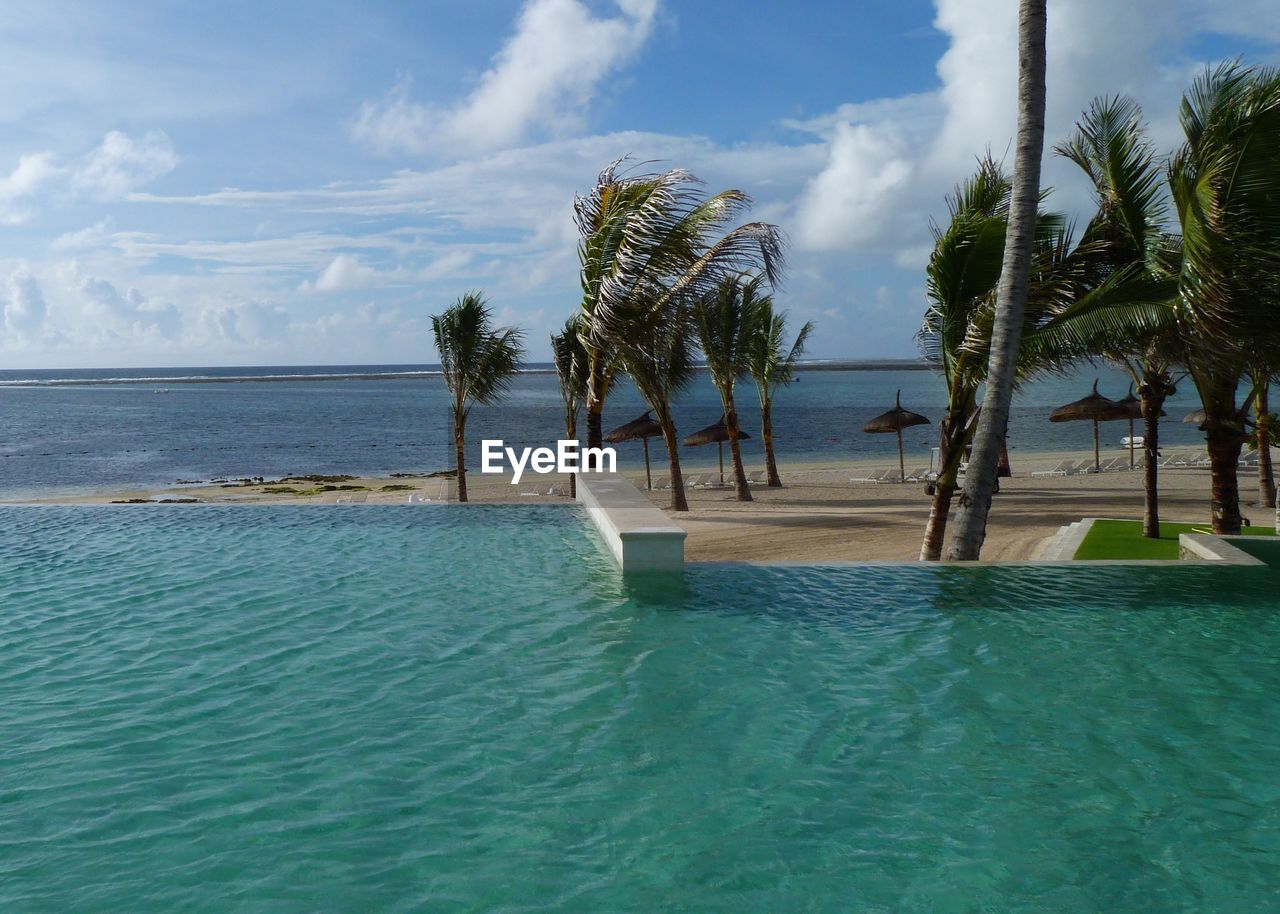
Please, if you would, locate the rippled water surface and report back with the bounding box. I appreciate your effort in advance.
[2,506,1279,912]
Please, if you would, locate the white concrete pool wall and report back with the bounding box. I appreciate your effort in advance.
[575,474,686,573]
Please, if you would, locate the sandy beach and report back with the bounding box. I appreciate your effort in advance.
[14,447,1275,563]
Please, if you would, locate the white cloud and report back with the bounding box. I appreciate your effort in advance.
[196,300,289,344]
[300,254,381,292]
[793,124,914,252]
[78,275,182,341]
[353,0,658,156]
[787,0,1230,260]
[5,267,48,338]
[73,129,178,199]
[50,219,113,253]
[0,152,62,223]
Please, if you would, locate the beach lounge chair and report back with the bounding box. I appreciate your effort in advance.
[746,470,766,485]
[1098,457,1124,473]
[1032,460,1072,477]
[850,468,893,484]
[904,467,929,482]
[684,474,703,488]
[1066,460,1095,475]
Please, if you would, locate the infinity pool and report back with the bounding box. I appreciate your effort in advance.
[2,507,1278,911]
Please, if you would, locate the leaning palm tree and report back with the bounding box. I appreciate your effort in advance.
[917,160,1010,560]
[693,274,761,501]
[550,317,591,498]
[574,161,784,451]
[431,292,524,503]
[743,293,812,487]
[1166,63,1280,534]
[947,0,1048,560]
[916,155,1153,560]
[617,301,698,512]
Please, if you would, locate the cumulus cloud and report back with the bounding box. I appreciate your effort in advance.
[5,268,49,339]
[74,129,178,199]
[793,124,915,252]
[78,275,182,340]
[790,0,1213,258]
[196,300,289,344]
[353,0,658,156]
[300,254,381,292]
[0,153,62,223]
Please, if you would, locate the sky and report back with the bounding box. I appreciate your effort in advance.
[0,0,1277,369]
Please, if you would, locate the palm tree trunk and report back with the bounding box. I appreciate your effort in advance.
[998,437,1012,477]
[921,482,956,561]
[658,412,688,512]
[453,412,468,503]
[921,412,971,561]
[566,412,578,499]
[585,350,604,458]
[946,0,1047,561]
[725,402,752,502]
[1258,382,1275,509]
[1139,385,1164,539]
[1205,421,1244,534]
[762,401,781,486]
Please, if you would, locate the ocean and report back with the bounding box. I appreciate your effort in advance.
[0,361,1214,497]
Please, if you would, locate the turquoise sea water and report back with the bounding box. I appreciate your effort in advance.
[3,506,1279,911]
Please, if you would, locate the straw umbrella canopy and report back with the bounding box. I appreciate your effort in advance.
[1105,385,1144,467]
[1049,379,1120,472]
[861,390,930,483]
[605,410,663,490]
[683,416,750,485]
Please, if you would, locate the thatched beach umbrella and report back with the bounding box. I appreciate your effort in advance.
[862,390,930,483]
[1049,379,1120,472]
[1183,408,1207,426]
[605,410,663,490]
[683,416,750,485]
[1106,385,1144,467]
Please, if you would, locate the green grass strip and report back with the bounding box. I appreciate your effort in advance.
[1074,518,1275,561]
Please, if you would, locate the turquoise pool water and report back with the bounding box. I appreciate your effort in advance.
[2,506,1279,912]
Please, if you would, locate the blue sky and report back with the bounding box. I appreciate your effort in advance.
[0,0,1276,368]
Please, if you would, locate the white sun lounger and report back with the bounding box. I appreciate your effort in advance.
[1032,460,1073,477]
[850,468,893,484]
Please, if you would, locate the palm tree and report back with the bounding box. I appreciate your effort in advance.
[550,317,591,498]
[916,158,1103,559]
[1166,64,1280,534]
[743,293,812,487]
[917,160,1010,560]
[947,0,1048,561]
[916,155,1155,560]
[574,161,784,454]
[693,274,761,501]
[1250,362,1277,511]
[617,302,698,511]
[430,292,524,503]
[1053,95,1182,539]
